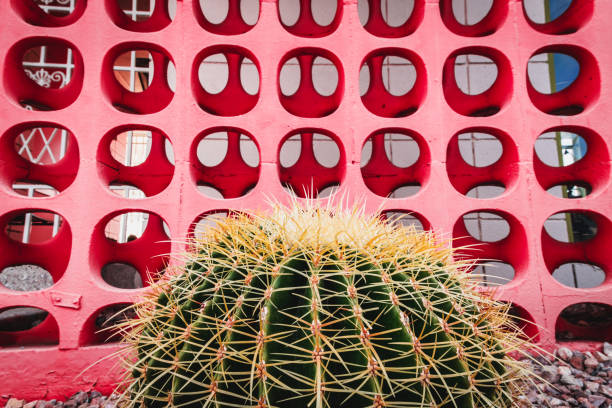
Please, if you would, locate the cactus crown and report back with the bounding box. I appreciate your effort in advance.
[117,202,533,408]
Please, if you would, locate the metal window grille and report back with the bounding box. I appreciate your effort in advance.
[118,0,155,22]
[113,51,154,92]
[34,0,76,16]
[23,46,73,90]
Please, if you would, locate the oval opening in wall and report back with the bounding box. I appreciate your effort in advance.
[451,0,493,27]
[462,211,510,243]
[361,129,429,198]
[106,0,176,32]
[4,211,64,244]
[102,43,174,114]
[526,45,599,116]
[11,0,88,27]
[552,262,605,289]
[191,211,229,240]
[80,303,136,345]
[279,48,344,118]
[193,46,260,116]
[278,129,345,198]
[0,264,54,292]
[523,0,592,35]
[466,184,505,199]
[471,261,515,287]
[101,262,144,289]
[543,211,597,243]
[454,54,498,96]
[5,37,84,111]
[360,48,425,118]
[507,303,539,341]
[528,52,579,95]
[358,0,424,38]
[91,210,170,289]
[556,302,612,342]
[113,50,154,93]
[1,122,80,196]
[191,128,261,199]
[535,130,586,167]
[439,0,507,37]
[98,126,175,198]
[443,47,511,117]
[278,0,342,37]
[197,0,259,34]
[446,128,517,198]
[533,127,608,198]
[381,210,429,231]
[0,306,59,347]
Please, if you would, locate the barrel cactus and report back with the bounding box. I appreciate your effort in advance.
[117,203,534,407]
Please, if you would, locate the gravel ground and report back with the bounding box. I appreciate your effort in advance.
[3,343,612,408]
[518,342,612,407]
[3,392,123,408]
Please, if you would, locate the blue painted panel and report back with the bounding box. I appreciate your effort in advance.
[552,53,579,92]
[548,0,573,20]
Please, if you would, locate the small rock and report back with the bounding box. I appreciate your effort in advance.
[558,347,574,362]
[549,397,566,406]
[585,380,600,393]
[561,374,584,389]
[593,351,610,363]
[23,402,37,408]
[589,395,607,407]
[526,388,537,402]
[571,351,586,371]
[602,342,612,357]
[559,365,573,376]
[584,357,600,373]
[5,398,25,408]
[541,365,561,383]
[72,392,88,405]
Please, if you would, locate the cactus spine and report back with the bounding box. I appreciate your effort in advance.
[118,203,533,407]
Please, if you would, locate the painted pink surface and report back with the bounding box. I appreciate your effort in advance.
[0,0,610,402]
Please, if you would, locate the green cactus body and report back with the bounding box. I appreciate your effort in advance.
[120,204,532,408]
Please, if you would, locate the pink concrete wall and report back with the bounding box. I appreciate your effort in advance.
[0,0,610,402]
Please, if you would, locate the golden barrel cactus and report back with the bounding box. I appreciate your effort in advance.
[117,203,534,407]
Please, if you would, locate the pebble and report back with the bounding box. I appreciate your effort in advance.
[561,374,585,389]
[558,347,574,362]
[1,393,124,408]
[571,351,586,370]
[519,343,612,408]
[586,357,601,372]
[541,365,561,383]
[603,343,612,358]
[559,365,573,376]
[5,400,25,408]
[595,352,610,363]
